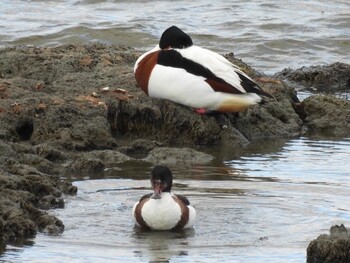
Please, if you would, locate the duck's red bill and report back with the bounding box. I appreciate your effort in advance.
[151,184,162,199]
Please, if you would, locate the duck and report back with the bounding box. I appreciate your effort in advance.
[134,25,272,114]
[132,165,196,231]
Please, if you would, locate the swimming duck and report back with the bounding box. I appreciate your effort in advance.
[134,25,272,114]
[132,165,196,231]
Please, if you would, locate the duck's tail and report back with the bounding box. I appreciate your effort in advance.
[216,93,262,112]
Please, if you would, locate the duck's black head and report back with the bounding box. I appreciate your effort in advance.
[159,26,193,49]
[150,165,173,199]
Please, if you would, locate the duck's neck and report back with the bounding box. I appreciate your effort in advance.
[157,192,172,200]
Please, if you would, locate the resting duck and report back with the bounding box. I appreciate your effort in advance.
[132,165,196,231]
[134,25,272,114]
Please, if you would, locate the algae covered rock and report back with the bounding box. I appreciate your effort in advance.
[107,83,303,148]
[276,62,350,93]
[307,224,350,263]
[143,147,214,165]
[300,95,350,137]
[0,43,349,254]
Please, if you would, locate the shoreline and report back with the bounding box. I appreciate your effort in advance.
[0,43,349,259]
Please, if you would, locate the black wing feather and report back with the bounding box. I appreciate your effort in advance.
[157,49,273,98]
[158,49,228,85]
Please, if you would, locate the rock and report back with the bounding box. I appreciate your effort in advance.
[107,83,303,148]
[143,147,214,165]
[33,144,68,162]
[1,204,37,240]
[299,95,350,136]
[36,214,64,235]
[106,51,304,147]
[31,106,118,151]
[119,139,163,157]
[0,243,5,254]
[0,43,348,254]
[307,224,350,263]
[64,157,105,175]
[63,150,132,178]
[0,141,76,249]
[276,62,350,93]
[79,149,131,165]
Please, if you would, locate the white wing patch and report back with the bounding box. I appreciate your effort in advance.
[176,46,250,94]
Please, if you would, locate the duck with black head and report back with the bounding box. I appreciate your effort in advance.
[134,25,272,114]
[132,165,196,231]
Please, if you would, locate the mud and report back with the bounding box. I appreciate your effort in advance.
[0,43,349,251]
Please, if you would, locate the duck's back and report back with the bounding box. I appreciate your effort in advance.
[141,193,182,230]
[133,193,196,231]
[176,45,246,92]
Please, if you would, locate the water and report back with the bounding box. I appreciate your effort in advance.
[1,0,349,74]
[2,137,350,262]
[1,1,349,261]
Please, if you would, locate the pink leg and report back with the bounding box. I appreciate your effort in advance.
[194,108,207,115]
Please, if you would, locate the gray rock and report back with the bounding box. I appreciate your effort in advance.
[0,43,349,254]
[143,147,214,165]
[276,62,350,93]
[299,95,350,137]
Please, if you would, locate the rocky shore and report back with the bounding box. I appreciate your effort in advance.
[0,43,349,256]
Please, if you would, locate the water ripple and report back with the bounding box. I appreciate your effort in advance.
[1,0,349,74]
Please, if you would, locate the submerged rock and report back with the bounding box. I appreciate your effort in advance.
[307,224,350,263]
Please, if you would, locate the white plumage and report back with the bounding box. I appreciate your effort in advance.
[134,26,271,113]
[132,165,196,231]
[133,193,196,231]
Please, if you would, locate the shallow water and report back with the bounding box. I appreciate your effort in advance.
[1,0,349,74]
[2,137,350,262]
